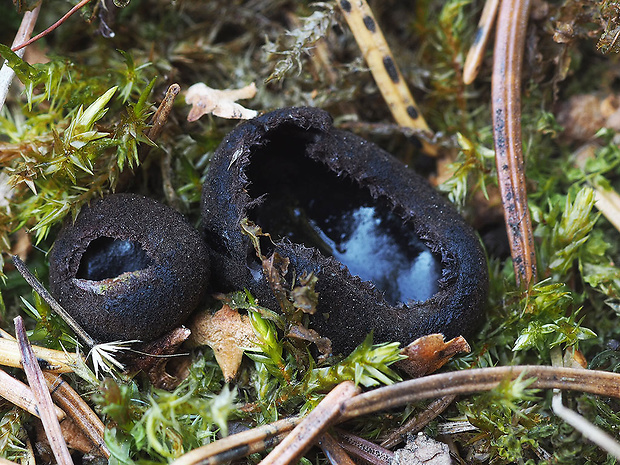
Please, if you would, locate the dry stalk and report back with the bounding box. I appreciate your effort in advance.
[173,365,620,464]
[147,83,181,141]
[258,381,360,465]
[463,0,500,85]
[12,256,96,348]
[337,0,437,155]
[44,373,110,458]
[492,0,537,287]
[380,395,456,449]
[0,337,83,373]
[170,417,301,465]
[11,0,94,52]
[317,432,357,465]
[0,368,65,420]
[15,316,73,465]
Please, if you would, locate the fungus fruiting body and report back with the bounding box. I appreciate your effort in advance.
[202,107,488,355]
[49,194,209,342]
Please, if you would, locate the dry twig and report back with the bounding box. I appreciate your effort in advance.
[0,336,82,373]
[170,417,301,465]
[380,395,456,449]
[317,432,357,465]
[0,368,65,420]
[11,0,94,52]
[258,381,360,465]
[148,83,181,140]
[336,429,393,465]
[491,0,537,286]
[173,365,620,464]
[15,316,73,465]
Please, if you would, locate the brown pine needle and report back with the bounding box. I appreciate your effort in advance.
[15,316,73,465]
[337,0,437,155]
[491,0,536,287]
[380,395,456,449]
[258,381,360,465]
[148,83,181,140]
[0,368,65,420]
[317,432,357,465]
[44,373,110,458]
[172,366,620,465]
[170,417,301,465]
[11,0,94,52]
[463,0,500,85]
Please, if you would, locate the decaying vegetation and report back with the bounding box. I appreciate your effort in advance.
[1,0,620,463]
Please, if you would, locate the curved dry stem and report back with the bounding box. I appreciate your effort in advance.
[173,365,620,465]
[11,0,94,52]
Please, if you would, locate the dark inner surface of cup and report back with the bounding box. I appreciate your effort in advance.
[76,237,154,281]
[246,126,441,305]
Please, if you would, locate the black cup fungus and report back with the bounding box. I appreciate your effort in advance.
[202,107,488,355]
[49,193,209,342]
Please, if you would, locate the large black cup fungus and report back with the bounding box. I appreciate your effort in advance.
[202,107,488,355]
[49,194,209,342]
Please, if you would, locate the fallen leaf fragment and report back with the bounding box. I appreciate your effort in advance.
[185,82,257,121]
[395,334,471,378]
[188,305,259,381]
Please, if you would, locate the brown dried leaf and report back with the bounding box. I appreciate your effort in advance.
[395,334,471,378]
[185,82,258,121]
[287,324,332,360]
[188,305,259,381]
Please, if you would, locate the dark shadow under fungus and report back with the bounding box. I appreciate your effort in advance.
[202,107,488,355]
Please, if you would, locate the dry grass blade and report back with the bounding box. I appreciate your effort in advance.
[0,368,65,420]
[491,0,537,287]
[337,0,436,155]
[463,0,500,85]
[317,432,357,465]
[0,2,41,112]
[258,381,360,465]
[44,373,110,458]
[380,395,456,449]
[14,316,73,465]
[0,336,83,373]
[552,392,620,459]
[170,417,301,465]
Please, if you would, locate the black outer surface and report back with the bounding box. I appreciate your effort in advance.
[49,194,209,342]
[202,107,488,355]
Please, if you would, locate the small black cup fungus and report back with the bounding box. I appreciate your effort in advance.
[49,194,209,342]
[202,107,488,355]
